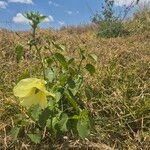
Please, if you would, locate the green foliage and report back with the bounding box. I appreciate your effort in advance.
[54,52,68,69]
[10,127,20,141]
[28,105,42,121]
[24,11,48,44]
[88,53,98,62]
[24,11,47,31]
[28,134,41,144]
[92,0,115,24]
[10,11,97,145]
[92,0,129,38]
[56,113,68,132]
[76,110,91,138]
[85,64,96,75]
[98,20,127,38]
[15,44,24,63]
[102,0,114,21]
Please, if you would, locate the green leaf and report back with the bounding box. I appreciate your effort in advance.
[77,118,90,138]
[54,53,68,69]
[71,75,83,96]
[45,57,54,67]
[15,45,24,63]
[67,76,76,89]
[85,64,96,75]
[39,16,47,23]
[77,110,91,138]
[79,48,86,60]
[55,92,61,103]
[28,105,42,121]
[68,67,76,76]
[51,111,62,129]
[57,44,66,51]
[64,89,79,111]
[58,113,69,132]
[59,74,67,86]
[52,41,66,51]
[45,68,55,82]
[88,53,98,62]
[39,108,51,128]
[28,134,41,144]
[68,58,75,65]
[48,99,56,110]
[10,127,20,141]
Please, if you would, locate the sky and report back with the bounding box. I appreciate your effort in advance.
[0,0,150,31]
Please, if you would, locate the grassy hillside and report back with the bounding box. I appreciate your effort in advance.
[0,10,150,149]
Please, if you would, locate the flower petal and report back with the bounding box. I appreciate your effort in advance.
[13,78,46,98]
[13,83,35,98]
[36,92,48,109]
[20,93,38,108]
[20,91,48,109]
[13,78,54,109]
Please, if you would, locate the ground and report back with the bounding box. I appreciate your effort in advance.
[0,13,150,149]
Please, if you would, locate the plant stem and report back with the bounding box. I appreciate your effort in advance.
[31,27,46,80]
[32,27,36,40]
[35,45,46,80]
[78,57,84,74]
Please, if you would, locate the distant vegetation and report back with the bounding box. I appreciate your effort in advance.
[92,0,129,38]
[0,4,150,150]
[91,0,149,38]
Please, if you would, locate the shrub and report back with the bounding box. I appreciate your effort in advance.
[92,0,129,38]
[98,19,127,38]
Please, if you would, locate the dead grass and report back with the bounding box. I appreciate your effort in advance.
[0,10,150,149]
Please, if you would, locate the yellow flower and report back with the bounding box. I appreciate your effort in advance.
[13,78,54,109]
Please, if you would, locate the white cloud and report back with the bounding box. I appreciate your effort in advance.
[49,1,59,7]
[58,21,65,26]
[49,15,54,22]
[8,0,33,4]
[67,11,72,15]
[67,10,80,15]
[0,1,7,9]
[114,0,150,6]
[13,13,29,24]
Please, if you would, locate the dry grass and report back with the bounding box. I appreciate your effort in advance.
[0,10,150,149]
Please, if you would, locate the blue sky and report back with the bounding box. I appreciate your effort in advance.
[0,0,149,31]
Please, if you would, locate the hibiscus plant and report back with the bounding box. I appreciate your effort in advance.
[12,11,97,145]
